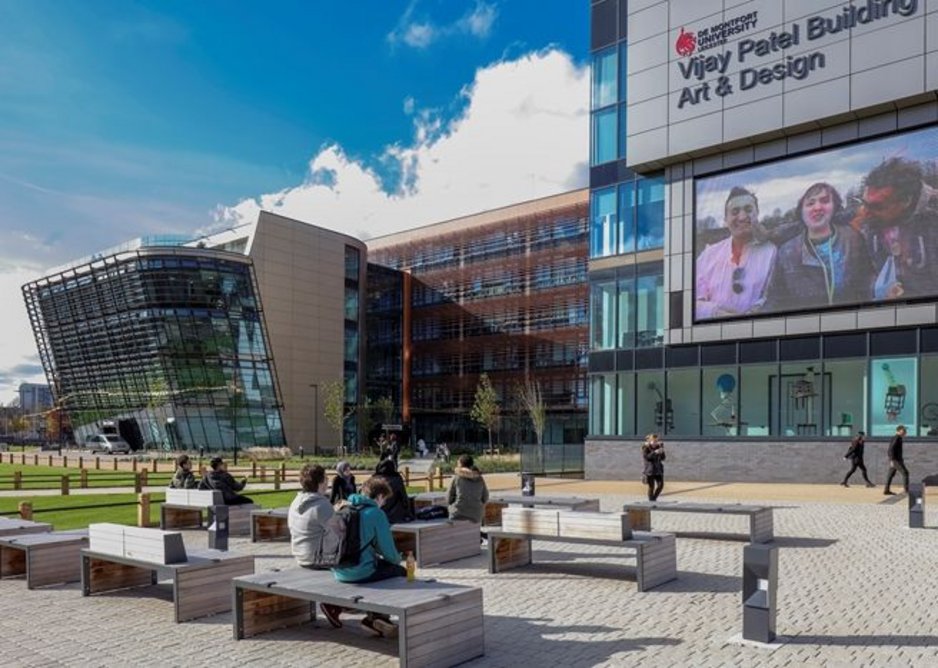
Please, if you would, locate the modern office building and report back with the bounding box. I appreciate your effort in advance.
[23,211,366,452]
[367,190,590,458]
[587,0,938,482]
[18,383,52,413]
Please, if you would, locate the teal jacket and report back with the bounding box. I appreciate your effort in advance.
[333,494,401,583]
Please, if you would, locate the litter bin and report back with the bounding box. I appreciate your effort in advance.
[742,542,777,643]
[520,472,535,497]
[909,482,925,529]
[208,505,229,551]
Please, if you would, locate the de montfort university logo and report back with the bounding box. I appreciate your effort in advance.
[675,27,696,57]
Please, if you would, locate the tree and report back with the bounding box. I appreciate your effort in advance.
[470,373,500,454]
[519,376,547,446]
[323,380,355,454]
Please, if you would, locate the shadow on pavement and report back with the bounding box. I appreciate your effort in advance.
[878,493,907,505]
[782,634,938,647]
[771,536,838,548]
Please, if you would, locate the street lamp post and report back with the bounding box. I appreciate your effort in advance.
[309,383,319,455]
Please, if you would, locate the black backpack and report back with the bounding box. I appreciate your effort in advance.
[315,503,373,568]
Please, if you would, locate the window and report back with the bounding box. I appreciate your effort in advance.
[637,371,665,436]
[920,356,938,437]
[667,368,700,436]
[617,274,635,349]
[740,364,775,436]
[824,359,866,436]
[589,374,616,435]
[590,278,617,350]
[778,362,823,437]
[636,175,665,250]
[870,357,917,436]
[702,367,739,436]
[590,188,617,258]
[591,108,617,165]
[344,246,360,282]
[591,48,617,109]
[636,267,663,348]
[618,181,636,254]
[616,371,635,435]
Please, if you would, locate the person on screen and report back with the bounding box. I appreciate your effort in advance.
[765,182,873,312]
[849,158,938,301]
[696,186,776,319]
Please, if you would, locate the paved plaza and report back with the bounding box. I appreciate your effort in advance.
[1,479,937,667]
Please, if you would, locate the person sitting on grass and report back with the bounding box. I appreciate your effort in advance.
[320,477,404,638]
[169,454,198,489]
[199,456,253,505]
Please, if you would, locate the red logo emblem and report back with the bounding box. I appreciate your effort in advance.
[675,27,696,57]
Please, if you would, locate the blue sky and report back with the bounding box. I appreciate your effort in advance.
[0,0,590,401]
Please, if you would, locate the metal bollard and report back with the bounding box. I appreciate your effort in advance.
[521,472,536,497]
[742,542,778,643]
[207,505,229,551]
[909,482,925,529]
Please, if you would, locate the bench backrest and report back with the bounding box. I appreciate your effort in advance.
[165,488,223,507]
[89,523,188,564]
[558,511,632,540]
[501,508,560,536]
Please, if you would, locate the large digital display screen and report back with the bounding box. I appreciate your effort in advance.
[694,124,938,322]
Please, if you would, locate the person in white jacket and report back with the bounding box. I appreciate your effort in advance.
[288,464,336,568]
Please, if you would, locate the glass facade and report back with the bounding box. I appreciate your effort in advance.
[590,174,666,259]
[22,247,285,450]
[368,197,589,449]
[590,263,664,351]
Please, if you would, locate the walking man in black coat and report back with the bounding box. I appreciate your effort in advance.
[841,430,874,487]
[883,425,909,495]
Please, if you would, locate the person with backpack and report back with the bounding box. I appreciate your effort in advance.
[374,458,413,524]
[447,454,489,523]
[326,477,404,637]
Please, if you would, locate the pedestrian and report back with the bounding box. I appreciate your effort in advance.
[841,430,874,487]
[883,425,909,495]
[416,438,428,458]
[641,434,666,501]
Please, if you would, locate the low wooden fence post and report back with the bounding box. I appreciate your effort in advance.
[113,458,118,471]
[47,455,53,467]
[437,468,444,488]
[152,459,158,474]
[260,465,267,482]
[274,469,281,491]
[140,469,149,487]
[427,473,434,492]
[132,459,138,472]
[20,453,26,465]
[13,471,22,490]
[80,469,88,489]
[138,493,151,528]
[62,455,68,468]
[252,462,257,478]
[280,462,287,480]
[78,456,83,470]
[95,457,100,470]
[61,475,70,496]
[134,472,142,494]
[18,501,32,520]
[32,454,38,466]
[403,466,410,486]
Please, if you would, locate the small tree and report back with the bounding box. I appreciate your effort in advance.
[519,376,547,446]
[470,373,500,455]
[323,380,355,454]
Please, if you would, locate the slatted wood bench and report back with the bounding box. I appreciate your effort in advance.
[81,523,255,622]
[233,568,484,668]
[160,489,260,536]
[622,501,774,543]
[487,508,677,592]
[391,519,481,567]
[411,492,448,511]
[0,529,88,589]
[0,517,53,537]
[251,507,289,542]
[483,494,601,526]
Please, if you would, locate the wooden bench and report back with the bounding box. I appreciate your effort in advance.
[251,507,289,543]
[81,523,255,622]
[487,508,677,592]
[622,501,774,543]
[391,519,480,567]
[233,568,484,668]
[0,517,53,537]
[160,489,259,536]
[483,494,601,526]
[411,492,447,511]
[0,529,88,589]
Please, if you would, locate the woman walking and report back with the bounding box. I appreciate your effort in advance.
[642,434,666,501]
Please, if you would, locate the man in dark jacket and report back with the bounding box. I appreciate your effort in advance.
[841,431,873,487]
[199,457,253,504]
[374,458,412,523]
[883,425,909,495]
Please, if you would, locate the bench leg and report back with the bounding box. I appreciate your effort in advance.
[399,588,485,668]
[233,586,314,639]
[82,556,155,595]
[484,502,506,527]
[635,535,677,592]
[0,546,26,578]
[174,557,255,622]
[488,536,531,573]
[27,543,84,589]
[627,509,651,532]
[252,516,290,543]
[162,507,203,530]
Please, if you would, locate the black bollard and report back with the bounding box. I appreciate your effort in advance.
[742,542,777,643]
[207,505,229,551]
[909,482,925,529]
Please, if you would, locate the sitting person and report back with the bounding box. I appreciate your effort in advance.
[326,477,404,637]
[199,457,253,505]
[447,454,489,523]
[169,454,198,489]
[288,464,337,569]
[329,460,356,504]
[374,458,413,524]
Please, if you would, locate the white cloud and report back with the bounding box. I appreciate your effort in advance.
[215,49,588,241]
[388,1,499,50]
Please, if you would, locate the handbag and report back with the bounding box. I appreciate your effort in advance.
[415,504,449,521]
